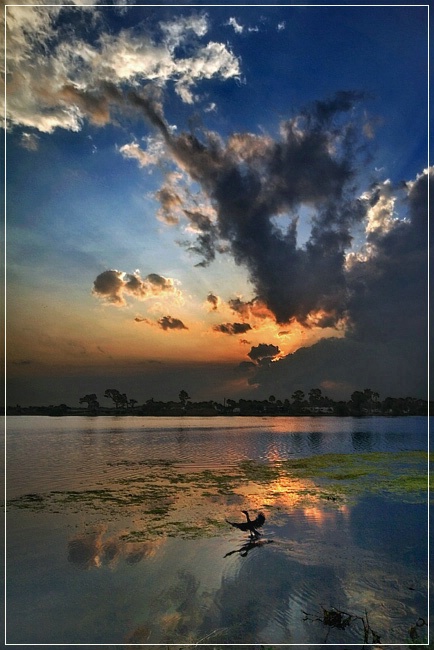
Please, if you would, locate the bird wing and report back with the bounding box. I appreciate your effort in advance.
[251,513,265,529]
[226,519,249,531]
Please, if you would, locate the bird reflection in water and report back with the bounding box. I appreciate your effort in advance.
[224,537,274,558]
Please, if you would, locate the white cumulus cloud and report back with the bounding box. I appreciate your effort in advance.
[4,5,241,132]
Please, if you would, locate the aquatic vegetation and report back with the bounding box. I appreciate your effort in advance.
[8,492,46,510]
[303,606,381,644]
[279,451,430,502]
[303,607,428,646]
[7,451,429,541]
[238,460,281,483]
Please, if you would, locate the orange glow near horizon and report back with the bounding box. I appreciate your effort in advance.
[8,279,350,381]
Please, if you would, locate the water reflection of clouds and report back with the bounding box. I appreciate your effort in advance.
[67,526,164,569]
[301,504,350,525]
[199,543,349,644]
[8,418,428,645]
[152,569,209,644]
[234,474,349,527]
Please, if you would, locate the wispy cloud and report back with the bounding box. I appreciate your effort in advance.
[119,138,165,169]
[19,132,40,150]
[4,6,241,131]
[226,17,244,34]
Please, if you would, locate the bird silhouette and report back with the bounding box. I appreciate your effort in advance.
[226,510,265,538]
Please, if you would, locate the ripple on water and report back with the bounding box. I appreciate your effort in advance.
[6,416,428,644]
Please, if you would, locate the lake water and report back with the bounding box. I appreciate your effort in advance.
[5,415,430,646]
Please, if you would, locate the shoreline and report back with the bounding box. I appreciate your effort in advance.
[5,410,429,418]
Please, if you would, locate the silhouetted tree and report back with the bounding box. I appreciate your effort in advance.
[350,390,366,411]
[79,394,99,409]
[350,389,380,414]
[104,389,127,409]
[363,388,379,402]
[292,390,305,404]
[179,390,191,407]
[308,388,323,405]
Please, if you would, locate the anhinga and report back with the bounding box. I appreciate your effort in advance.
[226,510,265,538]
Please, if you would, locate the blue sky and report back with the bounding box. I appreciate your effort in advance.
[5,2,429,406]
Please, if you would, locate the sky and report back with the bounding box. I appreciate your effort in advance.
[4,1,430,407]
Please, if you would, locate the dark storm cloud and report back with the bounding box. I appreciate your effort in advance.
[247,343,280,362]
[249,170,430,399]
[213,322,252,335]
[128,88,170,138]
[91,86,426,399]
[237,360,256,372]
[157,316,188,331]
[309,90,368,125]
[129,87,367,326]
[346,171,428,345]
[182,209,220,267]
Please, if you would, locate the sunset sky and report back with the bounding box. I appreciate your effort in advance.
[5,2,429,407]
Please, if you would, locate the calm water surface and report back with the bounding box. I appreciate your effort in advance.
[5,416,429,645]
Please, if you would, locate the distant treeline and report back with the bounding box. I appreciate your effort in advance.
[6,387,429,417]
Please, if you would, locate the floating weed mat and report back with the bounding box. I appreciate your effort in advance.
[279,450,431,502]
[7,451,430,539]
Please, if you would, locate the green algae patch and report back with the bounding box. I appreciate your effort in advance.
[239,460,281,483]
[183,469,243,492]
[279,450,429,502]
[121,517,228,541]
[7,492,46,510]
[383,474,428,494]
[7,450,429,540]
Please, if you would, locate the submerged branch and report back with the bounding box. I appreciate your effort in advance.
[303,606,381,644]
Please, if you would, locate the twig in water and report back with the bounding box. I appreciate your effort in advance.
[302,606,381,644]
